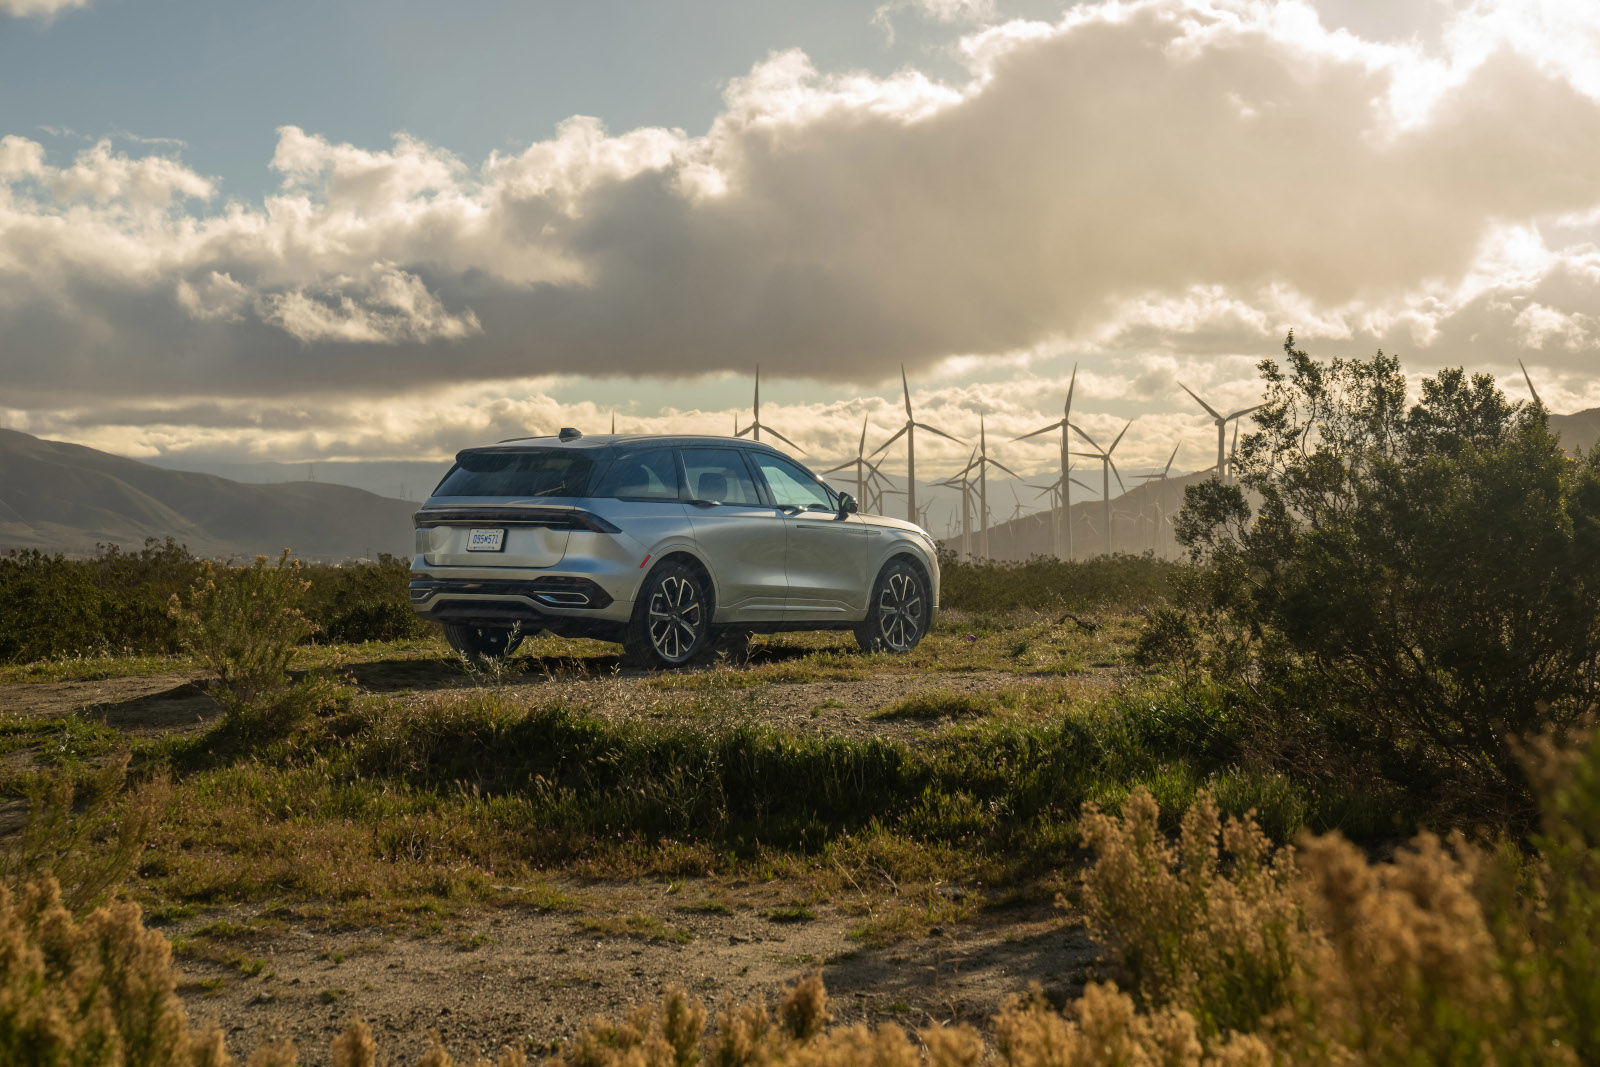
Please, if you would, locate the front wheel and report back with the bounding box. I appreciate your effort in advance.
[442,622,524,661]
[855,558,930,654]
[623,562,712,668]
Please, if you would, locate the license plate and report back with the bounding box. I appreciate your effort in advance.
[466,528,505,552]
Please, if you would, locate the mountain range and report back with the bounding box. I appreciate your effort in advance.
[5,405,1597,564]
[0,429,416,561]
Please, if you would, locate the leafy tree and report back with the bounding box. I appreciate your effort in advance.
[1176,333,1600,822]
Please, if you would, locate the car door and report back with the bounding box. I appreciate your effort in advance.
[678,447,790,622]
[747,451,871,618]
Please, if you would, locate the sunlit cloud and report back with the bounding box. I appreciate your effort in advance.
[4,0,1600,484]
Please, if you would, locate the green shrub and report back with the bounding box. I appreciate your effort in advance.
[0,542,423,664]
[0,757,169,913]
[938,553,1181,615]
[169,551,331,732]
[302,553,423,644]
[1175,335,1600,824]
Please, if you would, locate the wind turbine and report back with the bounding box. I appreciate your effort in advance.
[1134,443,1181,556]
[870,366,964,526]
[1071,420,1131,556]
[735,366,803,452]
[937,448,981,558]
[974,414,1022,559]
[823,416,898,513]
[1177,382,1259,483]
[1013,364,1080,560]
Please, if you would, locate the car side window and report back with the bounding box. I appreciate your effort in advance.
[593,448,682,500]
[752,454,835,511]
[680,448,762,505]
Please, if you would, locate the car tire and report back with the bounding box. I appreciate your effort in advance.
[855,558,930,654]
[623,561,712,668]
[442,622,525,661]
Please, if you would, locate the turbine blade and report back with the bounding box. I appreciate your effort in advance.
[1070,423,1103,452]
[1178,381,1221,420]
[1519,359,1543,406]
[1011,421,1063,442]
[1065,362,1077,418]
[1163,442,1179,477]
[870,424,909,456]
[1108,419,1131,454]
[1108,457,1126,496]
[1224,404,1263,422]
[988,458,1023,479]
[914,422,965,445]
[734,426,754,438]
[1070,476,1096,493]
[821,459,856,473]
[858,415,868,455]
[763,426,804,453]
[901,365,913,418]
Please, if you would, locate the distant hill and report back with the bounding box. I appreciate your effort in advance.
[940,468,1209,562]
[1549,409,1600,454]
[0,429,416,560]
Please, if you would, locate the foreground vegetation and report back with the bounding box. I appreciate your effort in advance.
[10,717,1600,1064]
[7,342,1600,1062]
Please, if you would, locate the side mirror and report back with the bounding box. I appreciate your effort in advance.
[838,492,859,515]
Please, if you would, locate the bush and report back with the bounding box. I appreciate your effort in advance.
[0,542,424,664]
[169,551,333,732]
[1079,789,1302,1038]
[0,878,228,1066]
[1173,334,1600,823]
[302,553,424,644]
[0,539,203,662]
[1073,721,1600,1063]
[0,757,169,914]
[938,553,1181,615]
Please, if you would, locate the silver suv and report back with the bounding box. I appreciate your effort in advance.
[409,430,940,667]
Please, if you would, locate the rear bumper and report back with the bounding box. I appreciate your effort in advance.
[409,567,636,634]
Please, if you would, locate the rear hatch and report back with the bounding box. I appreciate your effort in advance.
[416,447,601,569]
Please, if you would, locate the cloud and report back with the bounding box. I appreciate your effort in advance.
[0,0,87,19]
[3,0,1600,415]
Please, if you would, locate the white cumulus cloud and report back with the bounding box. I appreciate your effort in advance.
[2,0,1600,435]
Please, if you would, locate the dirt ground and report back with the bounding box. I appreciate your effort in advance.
[3,653,1112,1062]
[163,887,1095,1063]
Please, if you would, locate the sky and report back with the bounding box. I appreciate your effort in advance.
[3,0,1600,506]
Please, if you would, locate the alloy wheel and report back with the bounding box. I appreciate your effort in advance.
[876,569,925,652]
[648,574,704,663]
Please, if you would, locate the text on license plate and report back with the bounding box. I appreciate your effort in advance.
[466,528,505,552]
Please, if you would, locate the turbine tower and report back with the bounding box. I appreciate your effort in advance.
[974,414,1021,559]
[1178,382,1258,483]
[937,448,980,558]
[1013,364,1080,560]
[735,365,803,452]
[1133,443,1181,557]
[871,366,964,527]
[1071,420,1131,556]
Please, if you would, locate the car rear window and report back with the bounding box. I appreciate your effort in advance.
[433,449,595,498]
[593,447,682,500]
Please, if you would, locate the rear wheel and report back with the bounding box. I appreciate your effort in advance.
[623,562,712,668]
[855,558,929,654]
[442,622,524,661]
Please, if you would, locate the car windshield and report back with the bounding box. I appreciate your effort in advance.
[433,449,595,497]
